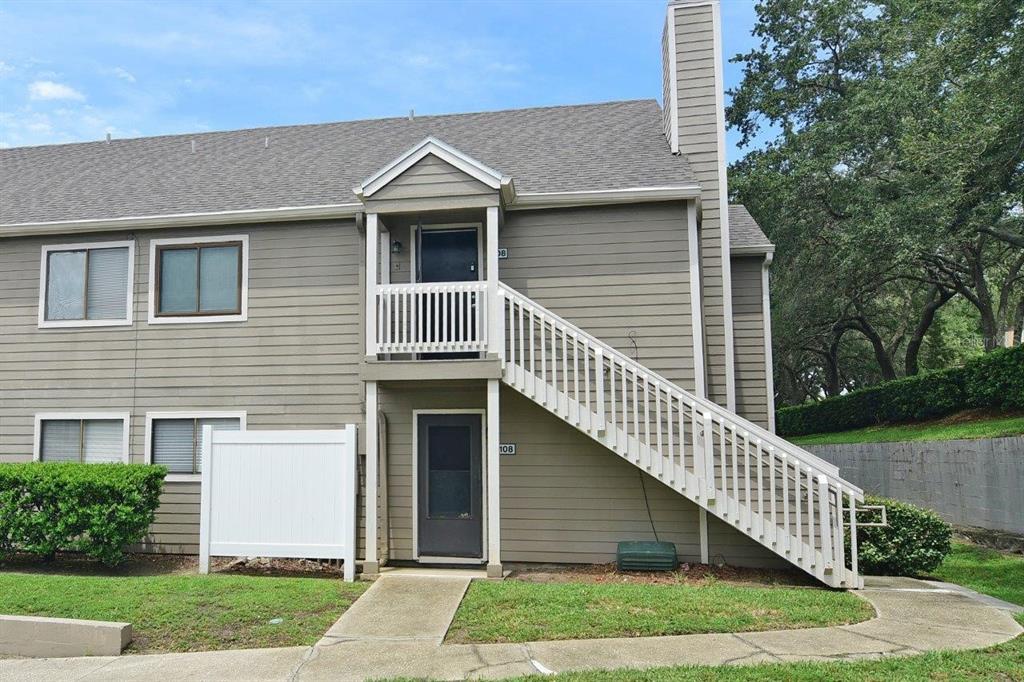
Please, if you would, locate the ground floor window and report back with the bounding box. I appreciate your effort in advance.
[34,413,129,463]
[146,413,245,475]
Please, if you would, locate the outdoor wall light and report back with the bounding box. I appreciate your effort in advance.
[391,240,403,254]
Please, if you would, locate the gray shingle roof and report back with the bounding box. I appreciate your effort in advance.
[0,100,695,226]
[729,205,773,252]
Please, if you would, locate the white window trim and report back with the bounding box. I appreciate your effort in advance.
[38,240,136,329]
[33,412,131,463]
[144,411,247,482]
[147,234,249,324]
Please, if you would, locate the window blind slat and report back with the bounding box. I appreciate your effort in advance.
[40,420,81,462]
[86,247,129,320]
[152,419,195,473]
[152,417,241,474]
[46,251,86,320]
[194,418,241,473]
[82,420,124,463]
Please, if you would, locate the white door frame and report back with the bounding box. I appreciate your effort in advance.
[411,408,488,564]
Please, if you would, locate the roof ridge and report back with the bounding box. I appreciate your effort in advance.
[0,99,660,153]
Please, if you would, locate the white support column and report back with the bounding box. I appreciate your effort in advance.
[365,213,379,357]
[486,378,502,578]
[364,381,379,575]
[486,206,502,358]
[761,252,776,433]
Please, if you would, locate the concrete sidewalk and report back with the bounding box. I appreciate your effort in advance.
[0,576,1020,681]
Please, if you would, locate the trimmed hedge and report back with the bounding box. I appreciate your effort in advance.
[0,462,166,566]
[850,495,952,576]
[778,345,1024,437]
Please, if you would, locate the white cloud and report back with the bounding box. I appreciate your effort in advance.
[112,67,136,82]
[28,80,85,101]
[0,61,14,76]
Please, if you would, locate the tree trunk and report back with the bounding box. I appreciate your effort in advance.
[1014,300,1024,346]
[853,316,898,381]
[823,337,843,397]
[905,286,955,375]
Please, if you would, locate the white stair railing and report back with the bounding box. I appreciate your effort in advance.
[499,283,864,588]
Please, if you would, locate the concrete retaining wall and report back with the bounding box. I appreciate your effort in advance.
[805,437,1024,534]
[0,614,131,657]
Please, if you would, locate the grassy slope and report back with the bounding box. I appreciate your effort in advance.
[447,580,872,644]
[789,413,1024,446]
[0,572,367,653]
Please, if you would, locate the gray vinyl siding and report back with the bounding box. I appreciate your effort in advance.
[0,220,363,553]
[501,203,696,391]
[500,387,703,564]
[671,2,732,405]
[731,256,771,429]
[705,515,789,569]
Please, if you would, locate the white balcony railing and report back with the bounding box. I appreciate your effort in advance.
[375,281,490,355]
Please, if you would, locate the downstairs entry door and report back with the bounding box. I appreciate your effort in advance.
[417,413,483,559]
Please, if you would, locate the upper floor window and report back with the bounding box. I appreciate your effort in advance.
[38,242,134,328]
[148,235,249,324]
[34,413,130,463]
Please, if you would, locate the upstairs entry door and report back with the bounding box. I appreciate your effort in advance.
[416,227,480,358]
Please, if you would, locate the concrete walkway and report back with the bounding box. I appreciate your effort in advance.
[318,572,473,645]
[0,576,1020,681]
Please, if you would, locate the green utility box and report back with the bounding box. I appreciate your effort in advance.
[616,540,679,571]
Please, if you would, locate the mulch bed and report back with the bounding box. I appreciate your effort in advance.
[0,552,347,578]
[506,561,821,587]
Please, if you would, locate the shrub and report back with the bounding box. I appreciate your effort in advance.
[961,346,1024,411]
[851,495,952,576]
[777,344,1024,437]
[0,463,166,566]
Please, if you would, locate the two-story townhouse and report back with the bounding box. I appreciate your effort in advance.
[0,1,864,586]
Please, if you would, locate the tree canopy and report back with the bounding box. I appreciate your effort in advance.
[728,0,1024,405]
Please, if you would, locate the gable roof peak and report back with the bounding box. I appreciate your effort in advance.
[355,136,513,201]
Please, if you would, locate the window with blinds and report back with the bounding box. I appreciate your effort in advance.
[156,242,241,316]
[44,245,131,322]
[39,419,126,463]
[151,417,241,474]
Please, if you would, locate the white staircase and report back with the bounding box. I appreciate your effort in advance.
[498,283,864,588]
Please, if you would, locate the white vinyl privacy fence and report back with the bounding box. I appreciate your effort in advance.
[198,426,358,581]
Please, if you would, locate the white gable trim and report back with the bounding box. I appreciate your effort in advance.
[356,137,510,199]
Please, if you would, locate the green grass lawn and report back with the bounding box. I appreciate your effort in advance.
[931,542,1024,607]
[493,620,1024,680]
[0,571,368,653]
[482,544,1024,681]
[789,413,1024,446]
[446,579,872,644]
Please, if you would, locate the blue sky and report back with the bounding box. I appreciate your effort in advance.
[0,0,762,161]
